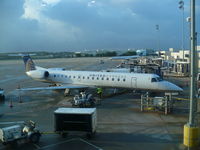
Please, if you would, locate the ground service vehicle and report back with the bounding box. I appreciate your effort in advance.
[0,121,41,145]
[71,92,96,107]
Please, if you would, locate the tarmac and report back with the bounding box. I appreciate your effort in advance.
[0,57,192,150]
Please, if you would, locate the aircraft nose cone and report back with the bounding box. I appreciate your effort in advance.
[167,82,183,92]
[159,81,183,92]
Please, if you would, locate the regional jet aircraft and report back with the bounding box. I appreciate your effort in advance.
[18,55,183,94]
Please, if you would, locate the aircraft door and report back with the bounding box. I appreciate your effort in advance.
[78,75,81,82]
[131,77,137,88]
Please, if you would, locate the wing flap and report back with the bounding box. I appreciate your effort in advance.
[17,84,89,91]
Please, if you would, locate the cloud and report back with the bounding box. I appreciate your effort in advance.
[21,0,82,48]
[21,0,61,21]
[22,0,43,21]
[0,0,199,52]
[43,0,61,5]
[88,1,96,7]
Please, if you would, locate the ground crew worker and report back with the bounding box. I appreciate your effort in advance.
[97,88,103,99]
[80,92,86,100]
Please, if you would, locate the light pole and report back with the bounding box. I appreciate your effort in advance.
[183,0,199,148]
[179,0,185,61]
[188,0,197,128]
[156,24,160,54]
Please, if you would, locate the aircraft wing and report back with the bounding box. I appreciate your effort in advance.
[110,55,140,60]
[17,84,90,91]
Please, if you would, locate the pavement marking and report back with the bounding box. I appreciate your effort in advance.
[39,138,78,149]
[41,131,56,134]
[79,138,103,150]
[33,144,41,149]
[98,122,184,126]
[38,138,103,150]
[174,97,190,101]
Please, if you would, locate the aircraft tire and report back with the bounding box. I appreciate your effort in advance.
[29,133,41,143]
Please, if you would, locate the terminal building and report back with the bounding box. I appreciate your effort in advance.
[158,46,200,76]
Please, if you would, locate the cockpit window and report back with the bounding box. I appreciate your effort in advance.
[151,78,157,82]
[151,77,163,82]
[156,77,163,82]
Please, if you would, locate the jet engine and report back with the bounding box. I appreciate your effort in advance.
[26,70,49,79]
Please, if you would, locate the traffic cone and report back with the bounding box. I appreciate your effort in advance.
[19,95,22,103]
[9,100,13,108]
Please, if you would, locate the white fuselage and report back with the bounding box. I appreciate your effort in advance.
[26,68,182,92]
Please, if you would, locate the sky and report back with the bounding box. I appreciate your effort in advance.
[0,0,199,52]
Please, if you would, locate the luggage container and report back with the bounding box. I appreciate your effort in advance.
[54,108,97,138]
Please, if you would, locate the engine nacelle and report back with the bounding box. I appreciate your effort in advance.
[26,70,49,79]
